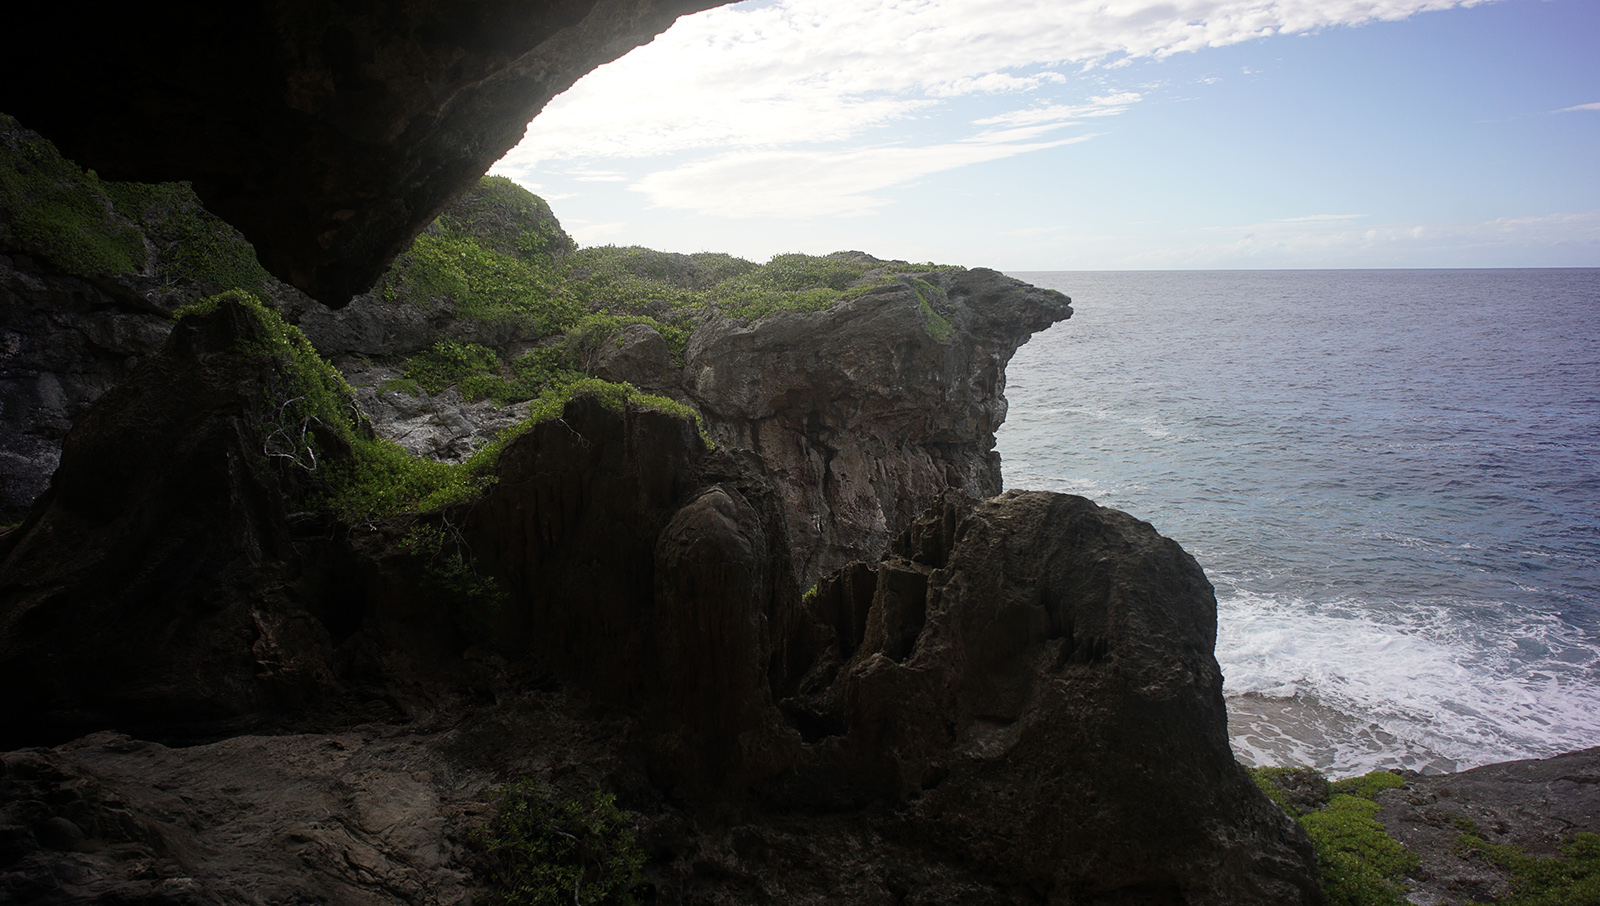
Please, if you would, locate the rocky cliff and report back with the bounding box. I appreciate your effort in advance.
[0,292,1324,900]
[0,281,1322,902]
[0,8,1333,901]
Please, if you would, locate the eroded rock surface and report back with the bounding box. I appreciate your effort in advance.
[770,490,1323,904]
[687,266,1070,586]
[0,256,182,520]
[0,303,346,746]
[1376,747,1600,905]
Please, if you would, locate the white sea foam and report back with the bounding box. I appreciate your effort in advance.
[1000,269,1600,775]
[1217,588,1600,776]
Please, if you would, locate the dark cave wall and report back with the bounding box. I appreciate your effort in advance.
[0,0,729,305]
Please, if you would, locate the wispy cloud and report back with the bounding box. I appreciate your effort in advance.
[1154,210,1600,268]
[500,0,1492,167]
[491,0,1495,224]
[1552,101,1600,113]
[1270,214,1369,223]
[632,134,1099,218]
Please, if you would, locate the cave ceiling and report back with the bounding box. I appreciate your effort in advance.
[1,0,730,306]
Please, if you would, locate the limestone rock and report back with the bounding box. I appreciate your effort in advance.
[340,361,532,463]
[1376,746,1600,905]
[687,266,1070,587]
[595,322,678,391]
[772,490,1324,904]
[0,302,343,746]
[0,731,478,905]
[0,254,180,520]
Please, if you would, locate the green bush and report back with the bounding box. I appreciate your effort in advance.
[475,782,646,906]
[102,180,270,294]
[1251,767,1416,906]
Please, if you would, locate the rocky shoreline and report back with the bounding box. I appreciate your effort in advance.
[1,6,1594,899]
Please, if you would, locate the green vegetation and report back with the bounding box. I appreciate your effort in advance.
[913,278,954,342]
[4,137,946,519]
[0,113,146,277]
[399,524,505,619]
[178,292,709,522]
[101,180,270,295]
[1251,767,1416,906]
[474,781,646,906]
[1456,827,1600,905]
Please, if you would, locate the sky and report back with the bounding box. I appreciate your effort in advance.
[491,0,1600,270]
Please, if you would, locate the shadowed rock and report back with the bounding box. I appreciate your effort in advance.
[2,0,730,304]
[0,303,343,746]
[772,490,1324,904]
[688,266,1071,587]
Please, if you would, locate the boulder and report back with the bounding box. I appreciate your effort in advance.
[595,322,679,391]
[771,490,1324,904]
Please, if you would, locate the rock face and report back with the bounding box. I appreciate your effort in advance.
[0,303,345,746]
[0,428,1327,902]
[0,256,179,520]
[0,731,480,906]
[769,490,1323,904]
[1375,747,1600,905]
[1,0,730,304]
[687,266,1070,586]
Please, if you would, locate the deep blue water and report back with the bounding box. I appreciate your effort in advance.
[997,269,1600,776]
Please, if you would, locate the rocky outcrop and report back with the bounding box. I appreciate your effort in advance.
[687,266,1070,586]
[0,468,1327,904]
[2,0,731,304]
[0,731,481,906]
[0,303,346,746]
[768,490,1322,904]
[0,256,181,520]
[1376,747,1600,905]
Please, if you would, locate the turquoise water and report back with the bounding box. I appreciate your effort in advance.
[997,269,1600,775]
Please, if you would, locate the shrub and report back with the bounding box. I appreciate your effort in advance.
[102,180,270,295]
[1251,767,1416,906]
[475,782,646,906]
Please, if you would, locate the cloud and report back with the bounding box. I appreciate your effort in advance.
[1269,214,1369,223]
[972,92,1144,128]
[488,0,1497,227]
[632,133,1099,218]
[1155,209,1600,267]
[1552,101,1600,113]
[500,0,1491,167]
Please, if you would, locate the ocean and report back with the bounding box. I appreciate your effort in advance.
[996,269,1600,777]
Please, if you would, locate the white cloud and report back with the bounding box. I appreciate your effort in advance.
[1552,101,1600,113]
[499,0,1491,167]
[1153,209,1600,267]
[972,93,1144,128]
[487,0,1500,228]
[632,133,1099,218]
[1269,214,1369,223]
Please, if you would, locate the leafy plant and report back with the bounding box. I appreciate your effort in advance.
[1251,767,1416,906]
[101,179,270,295]
[475,782,646,906]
